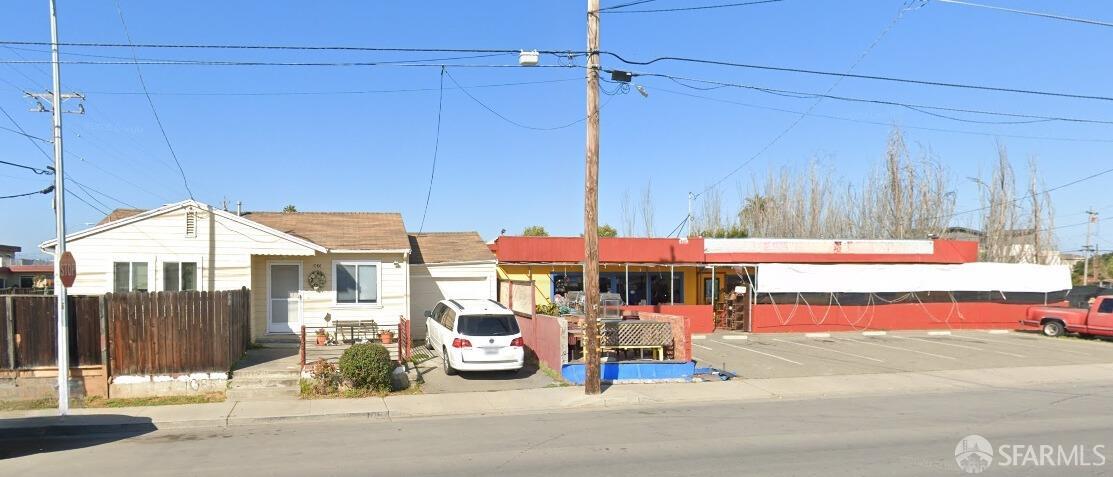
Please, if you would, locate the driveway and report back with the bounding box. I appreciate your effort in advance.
[693,330,1113,379]
[412,346,561,394]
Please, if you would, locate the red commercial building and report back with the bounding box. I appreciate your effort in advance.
[492,236,1069,333]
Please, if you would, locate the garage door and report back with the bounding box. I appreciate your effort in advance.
[410,274,493,340]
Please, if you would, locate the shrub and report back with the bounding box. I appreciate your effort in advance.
[338,343,394,392]
[310,358,340,395]
[536,302,560,316]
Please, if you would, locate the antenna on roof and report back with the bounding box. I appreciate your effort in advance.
[236,201,243,216]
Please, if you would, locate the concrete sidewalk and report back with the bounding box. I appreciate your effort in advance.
[4,362,1113,435]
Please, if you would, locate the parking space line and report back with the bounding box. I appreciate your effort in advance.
[771,338,885,363]
[836,336,957,360]
[893,335,1026,358]
[948,334,1092,356]
[692,343,714,351]
[712,339,803,365]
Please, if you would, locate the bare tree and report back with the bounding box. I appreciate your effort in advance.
[619,189,637,237]
[737,127,954,240]
[640,180,655,237]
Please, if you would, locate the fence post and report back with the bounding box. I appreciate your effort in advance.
[299,325,306,367]
[98,295,110,397]
[4,295,13,369]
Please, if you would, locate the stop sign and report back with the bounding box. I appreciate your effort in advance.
[59,251,76,288]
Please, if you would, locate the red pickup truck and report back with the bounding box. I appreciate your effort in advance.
[1023,295,1113,337]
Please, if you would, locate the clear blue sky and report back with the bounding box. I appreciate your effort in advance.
[2,0,1111,259]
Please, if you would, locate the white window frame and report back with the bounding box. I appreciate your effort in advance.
[332,260,383,308]
[161,261,200,292]
[112,260,152,293]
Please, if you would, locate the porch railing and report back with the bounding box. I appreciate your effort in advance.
[299,321,405,368]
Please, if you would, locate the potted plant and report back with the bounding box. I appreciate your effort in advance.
[379,329,394,345]
[315,328,329,346]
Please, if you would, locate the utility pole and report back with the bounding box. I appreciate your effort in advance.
[47,0,69,415]
[1083,208,1097,285]
[582,0,602,395]
[1087,209,1100,283]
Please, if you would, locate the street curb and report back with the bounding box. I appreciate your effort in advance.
[226,410,390,426]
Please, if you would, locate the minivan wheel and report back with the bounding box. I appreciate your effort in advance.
[1042,320,1065,337]
[442,348,457,375]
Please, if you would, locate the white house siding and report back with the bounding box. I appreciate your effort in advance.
[58,207,313,296]
[249,252,409,339]
[409,261,497,340]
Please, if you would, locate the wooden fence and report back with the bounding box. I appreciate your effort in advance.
[0,288,250,376]
[0,295,103,369]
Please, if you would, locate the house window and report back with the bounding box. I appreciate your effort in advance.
[113,262,149,292]
[19,276,34,288]
[0,278,6,288]
[335,262,379,304]
[163,262,198,291]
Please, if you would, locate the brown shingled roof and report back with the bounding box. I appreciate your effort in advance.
[408,232,495,264]
[244,212,409,251]
[94,207,410,251]
[97,208,146,225]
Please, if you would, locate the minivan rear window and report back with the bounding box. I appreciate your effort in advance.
[456,315,520,336]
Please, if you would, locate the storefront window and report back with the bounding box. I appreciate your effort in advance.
[551,270,684,306]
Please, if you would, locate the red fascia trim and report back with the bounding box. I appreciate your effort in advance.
[494,236,705,263]
[8,265,53,273]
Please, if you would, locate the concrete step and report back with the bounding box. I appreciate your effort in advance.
[229,377,300,389]
[226,386,298,401]
[232,369,301,380]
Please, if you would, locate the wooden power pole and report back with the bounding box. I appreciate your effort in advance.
[583,0,602,395]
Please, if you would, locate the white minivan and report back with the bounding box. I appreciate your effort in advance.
[425,299,524,374]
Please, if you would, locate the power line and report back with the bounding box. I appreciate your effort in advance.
[935,0,1113,28]
[82,77,582,97]
[0,124,51,142]
[64,188,108,215]
[1,44,510,66]
[0,40,578,55]
[418,67,446,233]
[1,101,136,212]
[602,54,1113,103]
[655,74,1113,125]
[653,87,1113,144]
[599,0,660,11]
[114,0,194,200]
[0,59,582,69]
[602,0,784,14]
[442,68,613,131]
[685,1,914,202]
[935,166,1113,222]
[1,184,53,199]
[0,159,53,175]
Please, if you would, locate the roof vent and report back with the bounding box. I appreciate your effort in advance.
[185,210,197,238]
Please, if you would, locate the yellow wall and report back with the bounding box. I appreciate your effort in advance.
[497,264,702,306]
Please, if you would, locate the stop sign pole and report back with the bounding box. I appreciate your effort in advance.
[47,0,70,416]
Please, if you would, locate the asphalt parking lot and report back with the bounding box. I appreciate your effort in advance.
[693,330,1113,379]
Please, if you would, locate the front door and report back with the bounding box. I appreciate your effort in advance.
[268,263,302,334]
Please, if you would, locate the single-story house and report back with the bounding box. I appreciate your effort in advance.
[40,200,495,342]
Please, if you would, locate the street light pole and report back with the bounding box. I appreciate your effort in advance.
[48,0,70,415]
[583,0,602,395]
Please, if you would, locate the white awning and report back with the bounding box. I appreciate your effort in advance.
[754,262,1071,294]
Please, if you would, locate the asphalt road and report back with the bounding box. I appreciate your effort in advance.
[4,382,1113,476]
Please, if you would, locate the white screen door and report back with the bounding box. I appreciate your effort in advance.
[268,263,301,333]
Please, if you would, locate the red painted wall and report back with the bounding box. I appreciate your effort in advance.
[749,301,1056,332]
[515,313,566,371]
[704,240,978,264]
[622,305,714,334]
[494,236,706,263]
